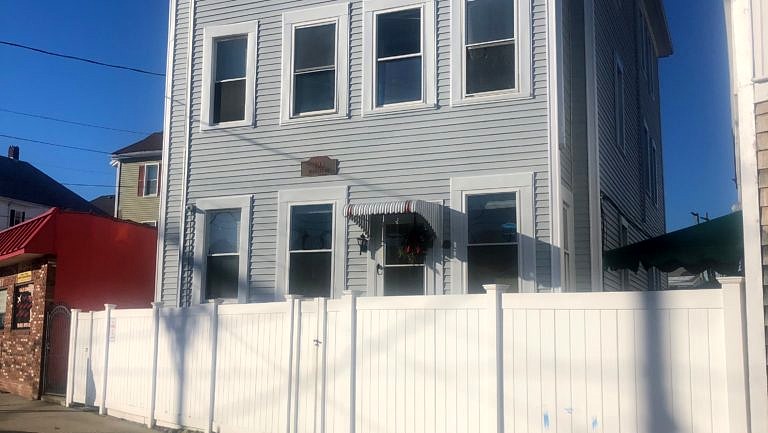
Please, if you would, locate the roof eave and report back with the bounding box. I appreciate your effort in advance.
[111,150,163,161]
[646,0,674,57]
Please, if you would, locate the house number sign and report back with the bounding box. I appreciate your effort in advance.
[16,271,32,284]
[301,156,339,177]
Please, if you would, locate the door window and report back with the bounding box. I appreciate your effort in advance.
[382,214,429,296]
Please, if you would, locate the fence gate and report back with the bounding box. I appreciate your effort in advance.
[43,304,71,395]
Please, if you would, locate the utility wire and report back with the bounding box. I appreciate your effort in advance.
[0,40,165,77]
[0,107,153,135]
[0,133,111,155]
[62,183,115,188]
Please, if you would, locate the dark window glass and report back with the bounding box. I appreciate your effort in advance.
[215,37,247,81]
[205,210,240,300]
[467,245,518,293]
[214,79,246,123]
[466,0,515,45]
[383,266,425,296]
[290,204,333,251]
[144,164,159,196]
[294,24,336,71]
[213,36,247,123]
[467,193,517,244]
[376,57,422,106]
[289,204,333,297]
[293,24,336,115]
[377,9,421,58]
[376,9,422,106]
[289,252,332,298]
[12,285,32,329]
[206,255,239,299]
[295,70,336,115]
[384,221,426,265]
[466,43,516,94]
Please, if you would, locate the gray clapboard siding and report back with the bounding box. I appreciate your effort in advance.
[593,0,665,290]
[159,0,554,304]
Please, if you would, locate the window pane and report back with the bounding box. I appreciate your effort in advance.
[289,251,332,297]
[467,192,517,244]
[467,244,518,294]
[213,79,246,123]
[294,70,336,115]
[384,219,427,265]
[207,210,240,255]
[205,255,239,299]
[376,9,421,58]
[145,165,159,195]
[383,266,425,296]
[216,37,247,81]
[294,23,336,71]
[290,204,333,251]
[466,0,515,44]
[377,56,422,106]
[13,285,32,329]
[466,43,515,94]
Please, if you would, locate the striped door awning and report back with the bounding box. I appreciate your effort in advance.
[343,200,443,236]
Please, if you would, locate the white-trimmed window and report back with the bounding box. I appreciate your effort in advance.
[450,173,535,293]
[614,56,625,152]
[8,209,25,227]
[138,163,159,197]
[276,186,347,299]
[362,0,436,113]
[451,0,531,103]
[192,196,252,303]
[561,192,575,291]
[201,21,258,129]
[281,3,350,122]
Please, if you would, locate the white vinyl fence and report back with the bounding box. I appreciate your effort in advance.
[66,278,763,433]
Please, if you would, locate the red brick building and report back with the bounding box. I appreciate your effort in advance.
[0,209,156,399]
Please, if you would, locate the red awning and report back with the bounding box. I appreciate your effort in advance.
[0,208,57,265]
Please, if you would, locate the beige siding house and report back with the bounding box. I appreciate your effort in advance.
[111,133,163,225]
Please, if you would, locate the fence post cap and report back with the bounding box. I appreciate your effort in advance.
[151,301,163,308]
[285,294,303,300]
[718,276,745,287]
[342,290,363,298]
[104,304,116,310]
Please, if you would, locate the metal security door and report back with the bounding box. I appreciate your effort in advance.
[43,304,71,395]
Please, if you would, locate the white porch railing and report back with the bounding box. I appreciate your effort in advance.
[66,278,766,433]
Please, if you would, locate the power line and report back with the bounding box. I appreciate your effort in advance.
[62,183,114,188]
[0,107,153,135]
[0,133,111,155]
[0,40,164,78]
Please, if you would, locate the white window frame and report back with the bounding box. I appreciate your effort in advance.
[450,173,535,293]
[201,21,258,130]
[192,195,252,304]
[276,186,348,300]
[561,188,575,292]
[142,163,160,197]
[362,0,436,115]
[450,0,532,105]
[614,54,625,153]
[280,3,350,124]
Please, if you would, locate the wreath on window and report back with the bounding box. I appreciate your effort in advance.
[398,223,434,264]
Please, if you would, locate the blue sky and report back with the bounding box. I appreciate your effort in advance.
[0,1,735,231]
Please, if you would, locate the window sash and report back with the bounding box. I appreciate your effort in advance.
[373,7,424,106]
[287,203,335,295]
[291,22,338,116]
[214,36,247,83]
[462,0,518,96]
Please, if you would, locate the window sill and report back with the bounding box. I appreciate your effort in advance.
[451,90,533,107]
[362,101,437,117]
[200,119,253,131]
[280,112,350,126]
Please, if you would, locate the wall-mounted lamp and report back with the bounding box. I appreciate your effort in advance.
[357,233,369,254]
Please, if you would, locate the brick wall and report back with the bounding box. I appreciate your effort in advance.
[758,100,768,366]
[0,258,54,399]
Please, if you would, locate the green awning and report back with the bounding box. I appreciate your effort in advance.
[604,211,743,275]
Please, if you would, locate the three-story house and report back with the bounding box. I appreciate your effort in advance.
[156,0,672,305]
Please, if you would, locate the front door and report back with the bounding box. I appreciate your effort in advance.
[379,214,428,296]
[43,304,71,395]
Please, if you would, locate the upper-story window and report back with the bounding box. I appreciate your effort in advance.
[451,0,531,103]
[281,3,350,122]
[201,21,258,129]
[138,163,159,197]
[363,0,436,113]
[8,209,25,227]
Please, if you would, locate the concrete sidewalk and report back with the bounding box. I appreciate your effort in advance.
[0,392,151,433]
